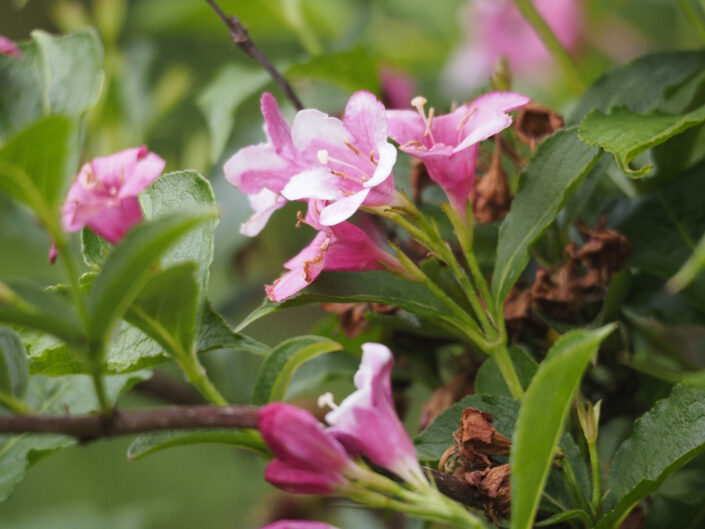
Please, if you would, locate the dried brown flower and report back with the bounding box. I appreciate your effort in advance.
[320,302,396,337]
[465,464,512,522]
[454,408,511,468]
[419,369,476,430]
[472,137,512,223]
[514,102,564,151]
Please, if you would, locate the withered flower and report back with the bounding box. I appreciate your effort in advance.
[472,136,512,223]
[514,102,564,151]
[454,408,511,468]
[465,464,512,523]
[320,302,397,338]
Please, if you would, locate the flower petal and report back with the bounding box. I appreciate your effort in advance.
[117,151,166,199]
[343,90,389,150]
[318,189,369,226]
[365,142,396,188]
[386,110,427,147]
[264,460,344,495]
[291,109,352,157]
[261,92,296,158]
[281,168,342,202]
[224,143,298,195]
[240,188,287,237]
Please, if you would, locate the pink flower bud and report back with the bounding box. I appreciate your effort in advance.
[0,35,23,60]
[264,460,346,495]
[61,147,165,244]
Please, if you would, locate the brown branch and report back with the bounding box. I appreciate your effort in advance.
[204,0,304,111]
[427,468,484,509]
[0,405,259,442]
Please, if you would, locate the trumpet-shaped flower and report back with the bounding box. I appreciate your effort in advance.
[325,343,427,487]
[61,147,165,244]
[260,522,339,529]
[444,0,582,93]
[258,403,354,494]
[386,92,529,214]
[265,206,403,302]
[0,36,22,60]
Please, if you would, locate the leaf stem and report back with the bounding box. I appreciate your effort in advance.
[512,0,584,93]
[587,438,601,515]
[180,354,228,406]
[0,394,33,415]
[90,360,112,414]
[488,342,524,399]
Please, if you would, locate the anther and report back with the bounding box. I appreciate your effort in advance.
[318,392,338,410]
[344,141,361,156]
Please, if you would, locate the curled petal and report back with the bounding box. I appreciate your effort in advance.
[240,189,287,237]
[319,190,370,227]
[264,460,345,495]
[365,143,397,188]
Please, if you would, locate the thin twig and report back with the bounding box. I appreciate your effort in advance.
[204,0,304,110]
[0,405,259,442]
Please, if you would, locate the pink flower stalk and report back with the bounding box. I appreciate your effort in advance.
[260,522,339,529]
[386,93,529,215]
[224,91,397,234]
[265,205,402,302]
[258,403,355,494]
[325,343,427,487]
[0,35,23,60]
[62,147,165,244]
[444,0,582,92]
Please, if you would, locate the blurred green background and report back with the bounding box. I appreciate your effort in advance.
[0,0,701,527]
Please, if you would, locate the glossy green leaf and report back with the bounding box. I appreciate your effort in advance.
[139,170,218,327]
[197,65,270,162]
[0,28,103,138]
[491,128,601,306]
[127,429,269,461]
[25,304,267,375]
[510,325,616,529]
[237,271,452,332]
[0,116,73,221]
[252,335,343,405]
[126,263,199,358]
[0,371,148,502]
[569,51,705,123]
[579,104,705,177]
[0,279,83,348]
[596,377,705,529]
[0,328,29,399]
[475,346,538,398]
[86,210,216,350]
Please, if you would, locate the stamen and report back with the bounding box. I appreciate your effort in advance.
[344,141,361,156]
[369,151,378,166]
[411,95,427,110]
[319,152,371,182]
[330,169,348,179]
[402,140,424,149]
[296,210,304,228]
[341,190,356,196]
[425,107,436,143]
[318,392,338,411]
[411,95,435,145]
[317,149,329,164]
[456,106,477,130]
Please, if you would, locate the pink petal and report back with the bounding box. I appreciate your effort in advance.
[117,151,165,198]
[380,67,415,110]
[224,143,299,195]
[86,196,143,244]
[343,90,388,151]
[386,110,427,147]
[261,92,296,158]
[325,222,399,271]
[240,188,287,236]
[260,521,339,529]
[291,109,352,157]
[364,143,396,188]
[318,190,370,226]
[90,147,145,188]
[266,232,330,301]
[264,460,345,495]
[0,35,23,60]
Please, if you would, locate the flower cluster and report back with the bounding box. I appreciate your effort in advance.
[225,89,528,301]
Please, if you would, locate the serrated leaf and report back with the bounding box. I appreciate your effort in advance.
[0,279,83,348]
[86,210,216,351]
[491,128,601,306]
[579,104,705,177]
[510,325,616,529]
[252,335,343,405]
[0,28,103,138]
[475,346,538,398]
[569,51,705,123]
[127,428,269,461]
[0,371,148,502]
[0,327,29,399]
[237,271,452,332]
[0,116,73,222]
[25,304,267,375]
[126,263,199,358]
[596,378,705,529]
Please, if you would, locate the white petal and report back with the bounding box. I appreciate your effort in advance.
[365,143,397,188]
[319,190,369,226]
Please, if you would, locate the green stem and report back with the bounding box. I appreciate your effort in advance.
[561,458,592,519]
[512,0,584,93]
[53,233,89,332]
[0,393,33,414]
[588,439,601,515]
[180,354,228,406]
[90,360,112,414]
[678,0,705,45]
[489,343,524,399]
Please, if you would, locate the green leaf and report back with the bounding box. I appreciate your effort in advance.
[26,304,267,375]
[0,371,148,502]
[252,335,343,405]
[569,51,705,123]
[596,378,705,529]
[126,263,199,358]
[491,128,601,306]
[81,229,113,268]
[0,116,73,222]
[286,47,380,93]
[475,346,538,398]
[86,210,217,350]
[666,229,705,293]
[237,271,452,332]
[510,325,616,529]
[0,279,83,348]
[579,104,705,177]
[534,510,592,527]
[0,28,104,138]
[0,328,29,399]
[415,394,519,462]
[139,170,218,325]
[127,429,269,461]
[196,65,270,162]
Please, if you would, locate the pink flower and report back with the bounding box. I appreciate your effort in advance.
[444,0,582,92]
[258,403,354,494]
[380,66,416,110]
[386,93,529,215]
[265,205,402,302]
[224,91,397,234]
[0,35,23,60]
[325,343,427,487]
[260,522,339,529]
[62,147,165,244]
